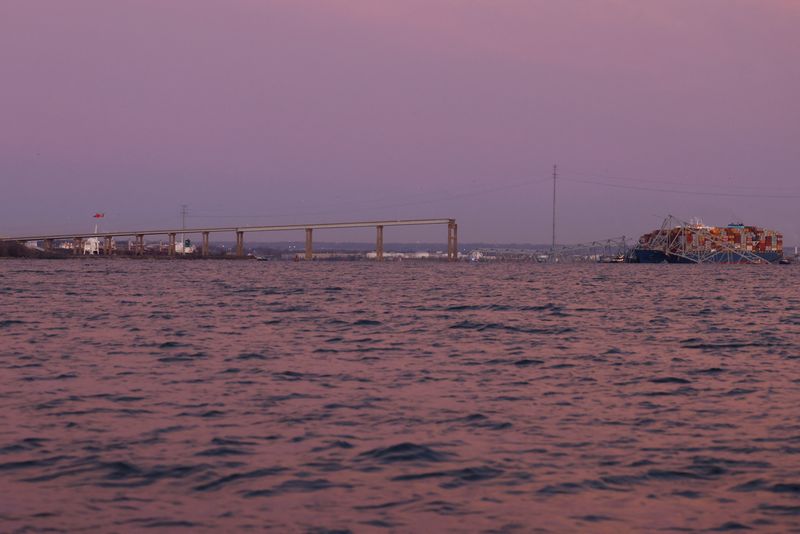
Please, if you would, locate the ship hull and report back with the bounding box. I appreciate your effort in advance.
[633,249,782,264]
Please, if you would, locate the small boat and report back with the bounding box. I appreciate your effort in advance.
[598,254,625,263]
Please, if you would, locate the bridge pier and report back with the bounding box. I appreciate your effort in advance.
[376,225,384,261]
[448,221,458,262]
[236,231,244,257]
[5,219,458,262]
[305,228,313,260]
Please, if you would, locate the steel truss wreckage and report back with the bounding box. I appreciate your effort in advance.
[629,215,782,264]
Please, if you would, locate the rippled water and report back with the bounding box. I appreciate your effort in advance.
[1,258,799,532]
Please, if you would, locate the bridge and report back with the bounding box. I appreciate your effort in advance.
[471,236,629,263]
[2,218,459,261]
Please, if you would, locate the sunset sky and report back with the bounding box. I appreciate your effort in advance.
[2,1,798,244]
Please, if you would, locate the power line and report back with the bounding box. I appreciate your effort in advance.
[187,176,553,221]
[560,176,800,199]
[560,167,800,192]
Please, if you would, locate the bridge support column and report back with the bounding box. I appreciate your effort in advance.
[453,223,457,261]
[44,239,53,252]
[376,225,384,261]
[104,236,113,255]
[448,221,458,262]
[236,231,244,257]
[305,228,313,260]
[168,233,176,256]
[136,234,144,256]
[202,232,209,257]
[73,237,82,255]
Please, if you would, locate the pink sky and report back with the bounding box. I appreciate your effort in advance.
[1,1,799,243]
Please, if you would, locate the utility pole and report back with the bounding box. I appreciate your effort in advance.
[551,164,557,255]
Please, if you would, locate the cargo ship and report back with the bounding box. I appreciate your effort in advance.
[630,216,783,264]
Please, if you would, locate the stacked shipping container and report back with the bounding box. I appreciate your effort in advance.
[635,223,783,263]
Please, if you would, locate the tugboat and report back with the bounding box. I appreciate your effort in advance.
[598,254,625,263]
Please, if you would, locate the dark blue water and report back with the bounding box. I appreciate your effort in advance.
[1,259,799,532]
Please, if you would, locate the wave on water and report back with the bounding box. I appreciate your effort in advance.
[1,261,799,531]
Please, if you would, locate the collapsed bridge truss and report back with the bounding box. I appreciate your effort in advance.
[630,215,776,264]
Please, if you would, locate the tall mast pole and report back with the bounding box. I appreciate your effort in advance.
[551,164,557,254]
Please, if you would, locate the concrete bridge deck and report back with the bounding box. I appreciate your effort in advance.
[3,218,458,261]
